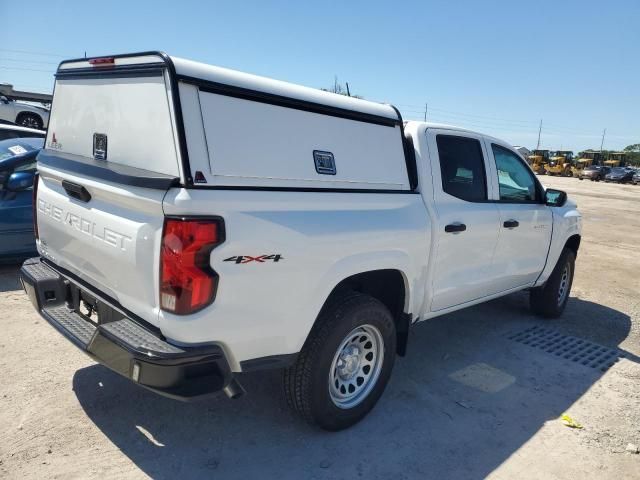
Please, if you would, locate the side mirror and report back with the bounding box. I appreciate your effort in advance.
[545,188,567,207]
[6,171,34,191]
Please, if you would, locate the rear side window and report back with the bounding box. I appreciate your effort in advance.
[436,135,487,202]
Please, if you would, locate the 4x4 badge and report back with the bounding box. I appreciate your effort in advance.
[224,255,283,264]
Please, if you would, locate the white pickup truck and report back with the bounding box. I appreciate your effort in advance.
[20,52,581,431]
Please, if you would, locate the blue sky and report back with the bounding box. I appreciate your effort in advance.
[1,0,638,151]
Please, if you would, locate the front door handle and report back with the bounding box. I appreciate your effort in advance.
[503,219,519,229]
[445,223,467,233]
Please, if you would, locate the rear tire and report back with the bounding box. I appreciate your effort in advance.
[530,248,575,318]
[16,113,43,130]
[283,291,396,431]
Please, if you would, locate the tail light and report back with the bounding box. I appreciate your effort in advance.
[32,172,39,240]
[160,217,224,315]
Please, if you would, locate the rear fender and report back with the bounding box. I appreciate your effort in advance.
[292,250,416,353]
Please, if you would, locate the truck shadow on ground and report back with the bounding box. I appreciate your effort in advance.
[0,264,22,293]
[72,294,637,480]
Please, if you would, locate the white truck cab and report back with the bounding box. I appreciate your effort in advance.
[20,52,581,430]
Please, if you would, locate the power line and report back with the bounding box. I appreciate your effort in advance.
[0,65,54,73]
[0,57,59,65]
[0,48,70,58]
[395,102,539,126]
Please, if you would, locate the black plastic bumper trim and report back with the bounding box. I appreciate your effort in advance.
[20,257,232,401]
[240,353,298,372]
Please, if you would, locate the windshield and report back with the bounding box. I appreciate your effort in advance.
[610,168,627,174]
[585,166,599,171]
[0,137,43,162]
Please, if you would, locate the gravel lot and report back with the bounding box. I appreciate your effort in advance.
[0,176,639,479]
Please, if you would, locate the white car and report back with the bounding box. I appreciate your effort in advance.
[0,95,50,130]
[20,52,581,431]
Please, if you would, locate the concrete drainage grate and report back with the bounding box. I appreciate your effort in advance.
[507,326,624,371]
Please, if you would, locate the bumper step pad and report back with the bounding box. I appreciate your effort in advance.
[20,257,233,400]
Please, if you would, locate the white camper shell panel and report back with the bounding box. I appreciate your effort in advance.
[46,73,181,177]
[196,91,408,189]
[171,55,410,190]
[50,52,411,191]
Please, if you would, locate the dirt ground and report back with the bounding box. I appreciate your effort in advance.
[0,176,639,480]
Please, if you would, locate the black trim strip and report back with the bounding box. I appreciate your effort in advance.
[37,150,179,190]
[186,185,418,194]
[240,353,298,372]
[179,74,401,128]
[55,65,165,80]
[159,54,193,186]
[387,106,418,191]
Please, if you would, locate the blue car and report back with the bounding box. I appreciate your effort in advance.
[0,137,43,261]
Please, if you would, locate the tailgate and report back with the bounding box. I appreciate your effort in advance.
[35,53,182,326]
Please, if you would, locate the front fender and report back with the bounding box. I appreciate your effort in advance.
[535,202,581,286]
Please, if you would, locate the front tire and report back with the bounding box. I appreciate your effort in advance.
[283,292,396,431]
[530,248,575,318]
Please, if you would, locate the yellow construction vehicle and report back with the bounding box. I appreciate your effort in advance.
[528,149,550,174]
[604,152,627,168]
[572,151,604,178]
[545,151,574,176]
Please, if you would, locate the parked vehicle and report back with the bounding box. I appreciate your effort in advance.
[632,170,640,185]
[580,165,610,181]
[545,151,573,176]
[575,151,605,175]
[604,167,634,183]
[20,52,582,431]
[604,152,627,168]
[0,124,46,141]
[0,137,42,261]
[571,159,593,179]
[0,95,50,130]
[527,149,550,174]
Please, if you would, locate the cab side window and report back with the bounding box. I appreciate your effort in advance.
[436,135,487,202]
[492,144,539,202]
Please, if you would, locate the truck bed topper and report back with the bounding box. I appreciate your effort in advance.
[54,51,417,191]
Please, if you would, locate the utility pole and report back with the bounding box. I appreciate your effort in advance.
[536,119,542,149]
[345,82,351,97]
[424,103,428,122]
[600,128,606,152]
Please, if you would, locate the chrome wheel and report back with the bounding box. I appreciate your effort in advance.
[557,263,571,306]
[329,324,384,409]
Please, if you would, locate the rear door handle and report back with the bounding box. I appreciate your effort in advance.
[445,223,466,233]
[503,219,519,229]
[62,180,92,203]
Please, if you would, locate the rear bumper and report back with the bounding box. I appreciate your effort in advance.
[20,257,234,401]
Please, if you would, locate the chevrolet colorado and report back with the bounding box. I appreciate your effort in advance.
[20,52,581,431]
